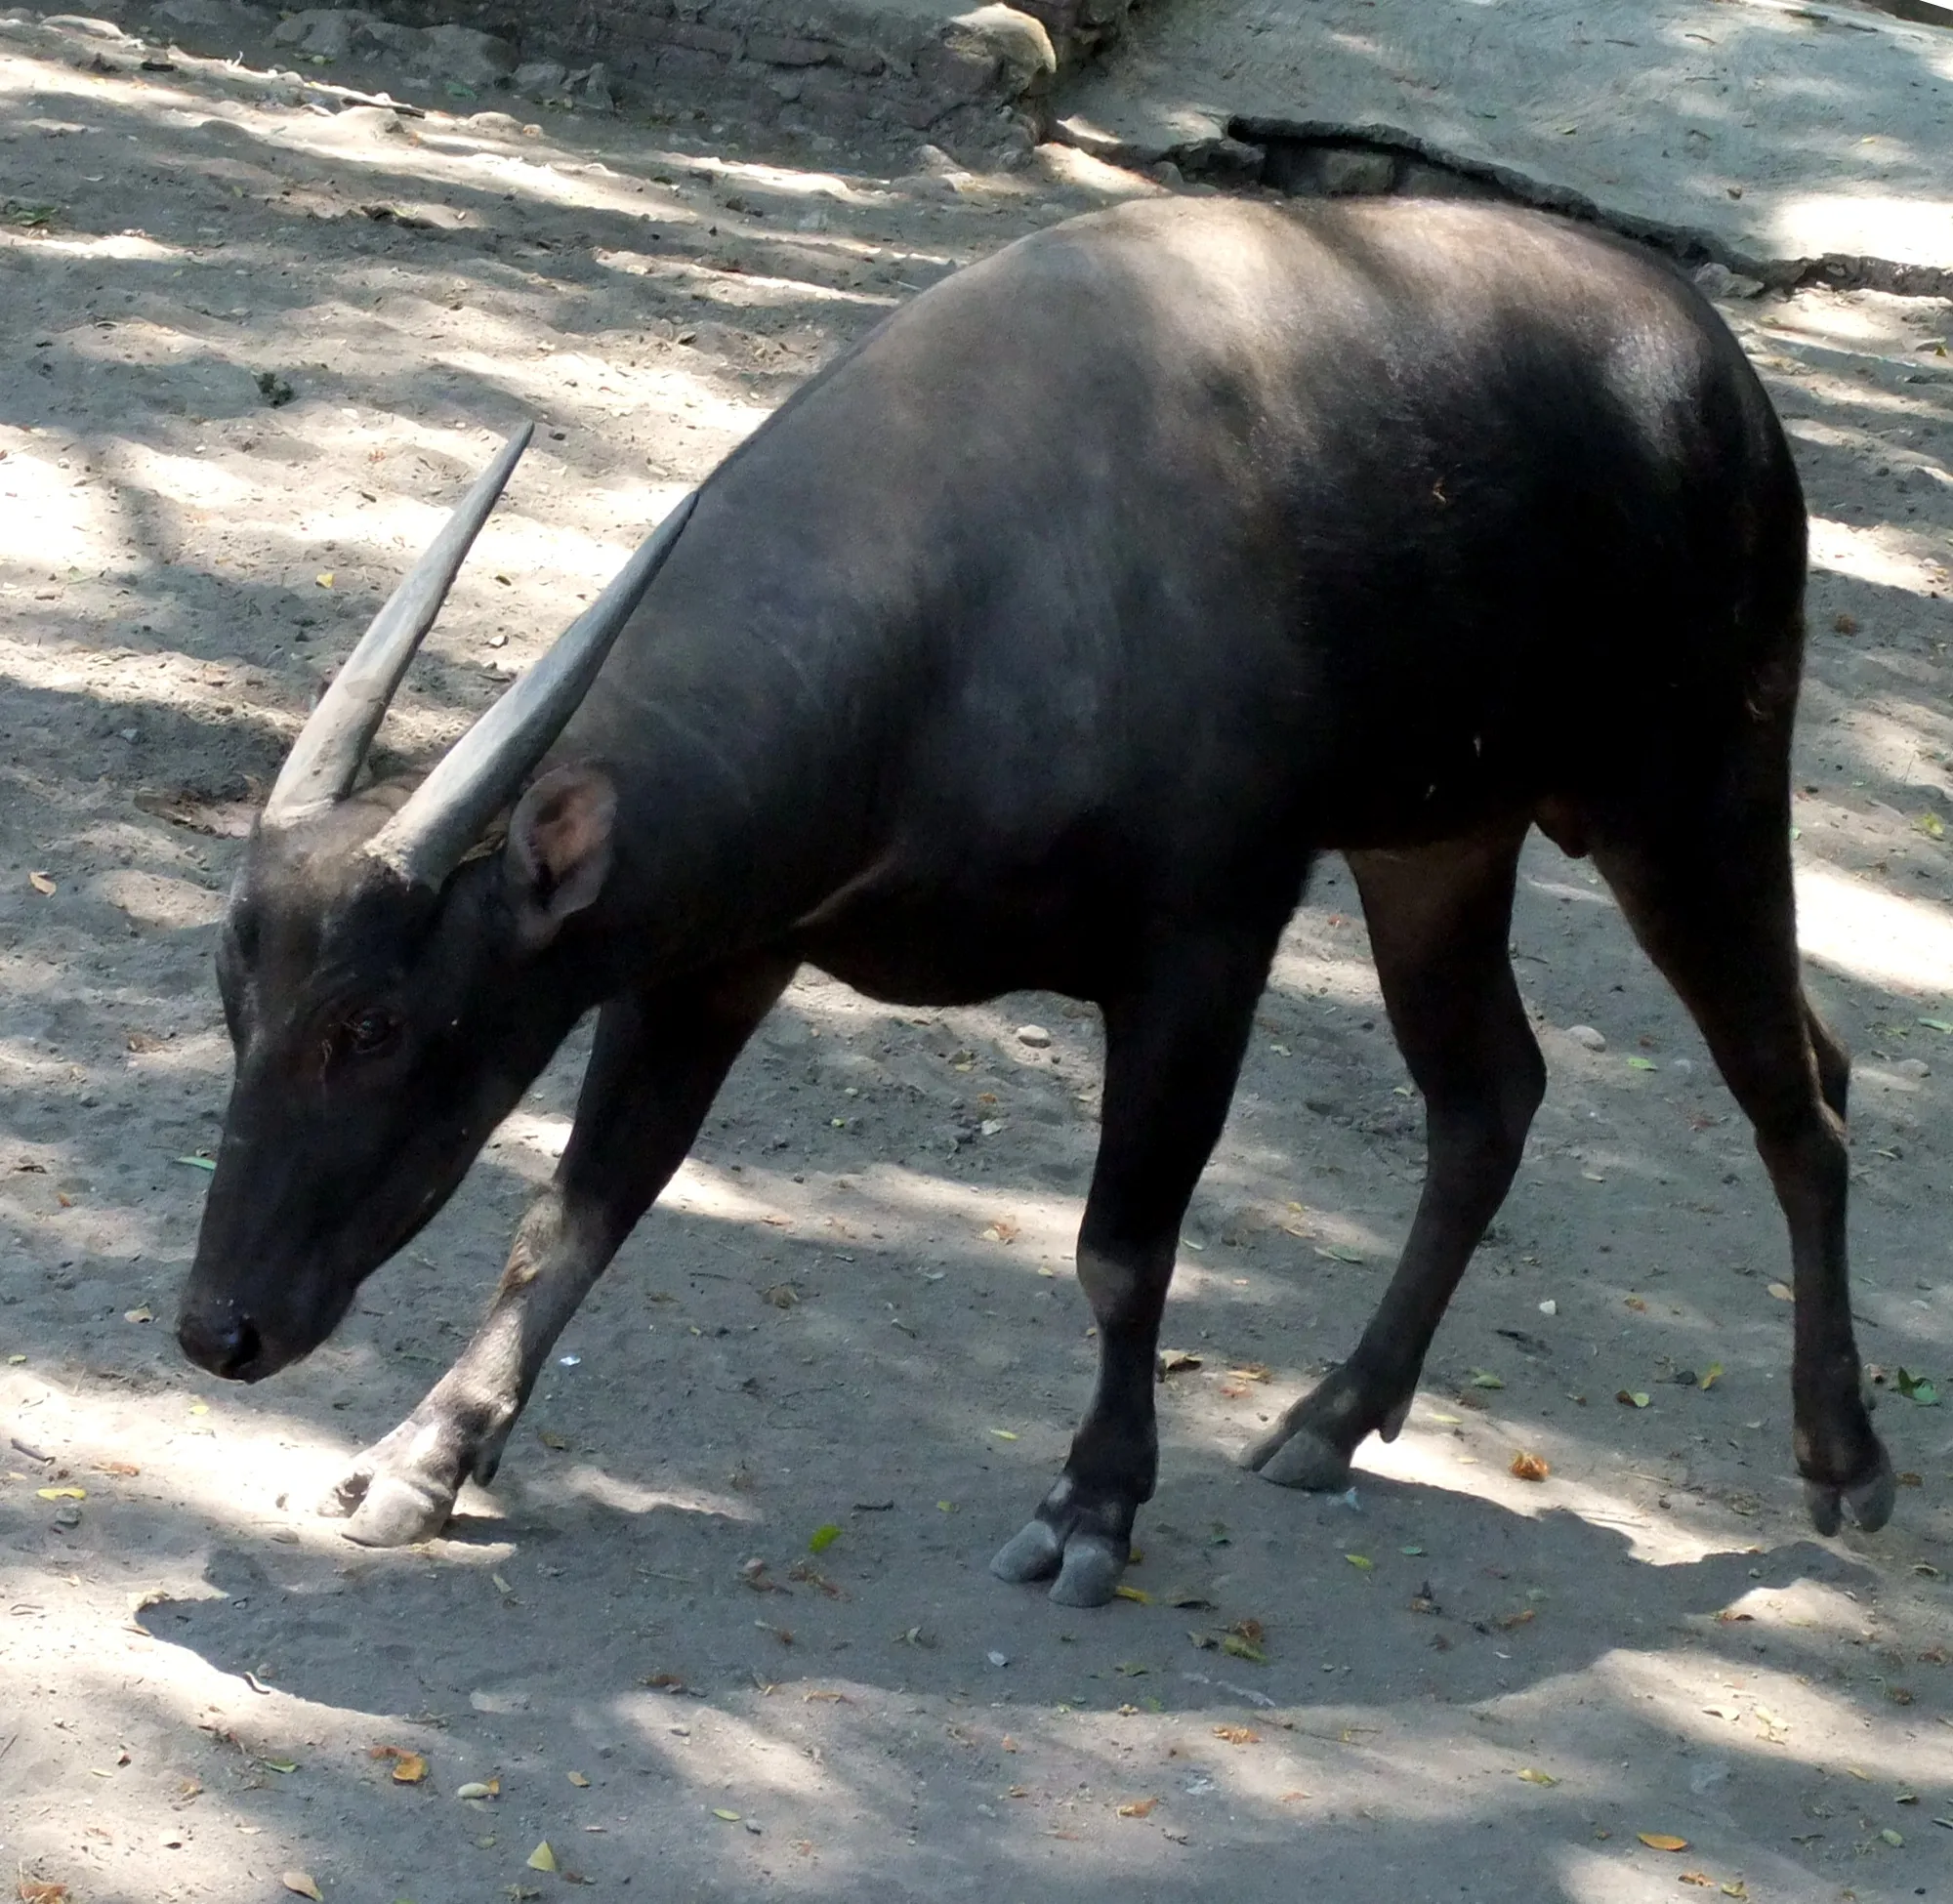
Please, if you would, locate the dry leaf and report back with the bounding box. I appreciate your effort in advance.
[1680,1875,1712,1888]
[98,1461,140,1477]
[1509,1452,1551,1482]
[282,1875,323,1901]
[568,1771,590,1787]
[456,1781,498,1801]
[1006,1784,1031,1799]
[1495,1608,1535,1632]
[123,1306,153,1324]
[1616,1389,1650,1408]
[1115,1797,1159,1818]
[1113,1585,1151,1604]
[36,1486,85,1502]
[537,1428,570,1451]
[28,871,56,896]
[1517,1767,1558,1785]
[392,1753,427,1784]
[711,1809,741,1824]
[1638,1832,1689,1851]
[526,1842,559,1871]
[980,1219,1019,1244]
[1213,1725,1259,1745]
[18,1883,69,1904]
[1766,1282,1794,1303]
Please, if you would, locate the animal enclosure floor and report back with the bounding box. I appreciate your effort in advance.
[0,10,1950,1903]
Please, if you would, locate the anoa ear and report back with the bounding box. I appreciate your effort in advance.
[504,766,616,949]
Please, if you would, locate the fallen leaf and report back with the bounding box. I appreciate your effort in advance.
[1468,1369,1504,1389]
[36,1486,85,1502]
[1626,1055,1657,1070]
[392,1753,427,1784]
[1766,1282,1794,1303]
[1157,1349,1203,1375]
[1894,1368,1940,1406]
[1495,1608,1535,1631]
[282,1876,323,1901]
[261,1759,298,1774]
[1313,1245,1364,1263]
[1115,1797,1159,1818]
[538,1429,569,1451]
[1880,1828,1903,1846]
[1625,1294,1648,1312]
[1638,1832,1688,1851]
[1721,1884,1748,1900]
[1509,1452,1550,1482]
[174,1154,216,1171]
[123,1305,153,1324]
[1680,1875,1713,1888]
[1345,1552,1374,1570]
[567,1771,590,1787]
[28,871,56,896]
[1919,1015,1953,1034]
[98,1461,139,1476]
[314,572,334,589]
[1213,1725,1259,1745]
[988,1428,1018,1440]
[456,1781,498,1801]
[18,1883,69,1904]
[1517,1767,1558,1785]
[711,1809,741,1824]
[1113,1585,1151,1603]
[1698,1363,1723,1390]
[808,1523,842,1553]
[526,1842,559,1871]
[1616,1390,1650,1409]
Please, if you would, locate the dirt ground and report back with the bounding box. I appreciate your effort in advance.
[1,9,1951,1903]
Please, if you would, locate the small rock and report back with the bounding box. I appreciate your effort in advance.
[416,22,516,90]
[1692,261,1766,300]
[986,1649,1009,1668]
[510,60,568,102]
[1565,1024,1606,1052]
[1893,1057,1930,1081]
[1537,1299,1557,1317]
[571,62,614,110]
[468,1685,531,1715]
[1015,1023,1051,1048]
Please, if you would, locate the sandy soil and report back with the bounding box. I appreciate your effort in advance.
[1,10,1950,1903]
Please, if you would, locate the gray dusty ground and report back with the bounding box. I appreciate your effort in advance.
[1,9,1950,1904]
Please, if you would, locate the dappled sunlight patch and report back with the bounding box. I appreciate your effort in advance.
[91,865,227,930]
[1808,514,1949,597]
[1596,1643,1953,1786]
[0,437,119,571]
[1794,859,1953,995]
[1767,190,1953,273]
[557,1461,759,1524]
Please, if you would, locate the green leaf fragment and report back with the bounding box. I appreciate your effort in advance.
[1626,1055,1657,1071]
[808,1523,842,1553]
[1468,1369,1504,1389]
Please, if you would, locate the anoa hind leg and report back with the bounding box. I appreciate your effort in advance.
[1593,794,1891,1537]
[1246,826,1543,1489]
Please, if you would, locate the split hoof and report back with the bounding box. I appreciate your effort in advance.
[1241,1422,1353,1491]
[991,1515,1131,1605]
[990,1518,1063,1585]
[1804,1451,1897,1538]
[1048,1534,1125,1608]
[337,1471,454,1548]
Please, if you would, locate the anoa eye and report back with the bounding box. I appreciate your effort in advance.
[343,1007,400,1056]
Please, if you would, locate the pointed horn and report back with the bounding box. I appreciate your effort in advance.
[262,424,534,827]
[364,488,700,890]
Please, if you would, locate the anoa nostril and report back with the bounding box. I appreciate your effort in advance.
[178,1308,262,1380]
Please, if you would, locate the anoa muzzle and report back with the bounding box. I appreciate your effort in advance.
[179,196,1893,1607]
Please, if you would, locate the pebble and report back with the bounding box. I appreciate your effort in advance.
[1893,1057,1931,1081]
[1565,1024,1606,1052]
[1015,1023,1051,1048]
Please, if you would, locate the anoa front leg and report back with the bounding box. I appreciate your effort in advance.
[991,926,1276,1605]
[322,957,793,1546]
